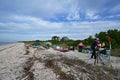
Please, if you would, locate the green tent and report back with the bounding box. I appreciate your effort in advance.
[33,42,40,46]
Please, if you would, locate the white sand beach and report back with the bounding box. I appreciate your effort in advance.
[0,43,120,80]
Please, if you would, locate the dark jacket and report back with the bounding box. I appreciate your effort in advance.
[91,41,97,49]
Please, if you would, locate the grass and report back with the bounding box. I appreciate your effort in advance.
[44,59,55,68]
[44,59,75,80]
[57,68,75,80]
[44,56,120,80]
[111,48,120,57]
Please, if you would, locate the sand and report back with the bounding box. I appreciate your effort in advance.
[0,43,120,80]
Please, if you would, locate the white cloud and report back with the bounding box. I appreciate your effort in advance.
[10,15,63,30]
[0,15,120,41]
[66,4,80,20]
[66,10,80,20]
[0,0,120,41]
[0,0,120,21]
[85,10,100,19]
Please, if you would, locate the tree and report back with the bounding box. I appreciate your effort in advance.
[52,36,60,41]
[107,29,120,48]
[51,36,60,44]
[60,36,69,43]
[96,32,108,42]
[82,36,94,46]
[95,29,120,49]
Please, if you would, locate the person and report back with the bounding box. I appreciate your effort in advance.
[46,44,50,49]
[91,38,100,59]
[101,42,105,48]
[100,42,106,54]
[78,42,84,52]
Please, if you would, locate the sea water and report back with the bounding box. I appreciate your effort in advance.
[0,42,15,46]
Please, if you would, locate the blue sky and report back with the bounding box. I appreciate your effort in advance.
[0,0,120,42]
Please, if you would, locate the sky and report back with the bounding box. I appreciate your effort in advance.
[0,0,120,42]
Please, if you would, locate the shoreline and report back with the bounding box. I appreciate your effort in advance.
[0,42,16,46]
[0,42,19,52]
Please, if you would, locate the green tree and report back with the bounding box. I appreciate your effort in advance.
[83,36,94,46]
[52,36,60,41]
[95,29,120,49]
[107,29,120,48]
[60,36,69,43]
[51,36,60,44]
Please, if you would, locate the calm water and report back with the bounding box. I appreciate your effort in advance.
[0,42,15,46]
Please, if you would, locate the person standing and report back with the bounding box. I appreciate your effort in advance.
[91,38,100,59]
[78,42,84,52]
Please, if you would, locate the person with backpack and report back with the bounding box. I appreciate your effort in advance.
[91,38,100,59]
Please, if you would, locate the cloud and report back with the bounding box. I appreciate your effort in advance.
[86,10,100,19]
[66,4,80,20]
[105,14,120,19]
[110,4,120,13]
[0,0,120,41]
[0,15,120,41]
[8,15,63,31]
[0,0,120,21]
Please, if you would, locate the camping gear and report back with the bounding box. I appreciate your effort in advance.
[55,49,69,52]
[52,45,56,49]
[46,42,52,46]
[56,46,61,49]
[78,42,84,47]
[68,46,75,51]
[30,42,34,45]
[82,50,86,54]
[54,45,69,52]
[44,42,52,49]
[33,42,40,46]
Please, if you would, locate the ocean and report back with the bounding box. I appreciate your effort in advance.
[0,42,15,46]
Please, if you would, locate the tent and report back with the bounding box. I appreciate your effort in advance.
[78,42,84,46]
[33,42,40,46]
[46,42,52,46]
[44,42,52,49]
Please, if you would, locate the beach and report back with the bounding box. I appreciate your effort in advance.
[0,43,120,80]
